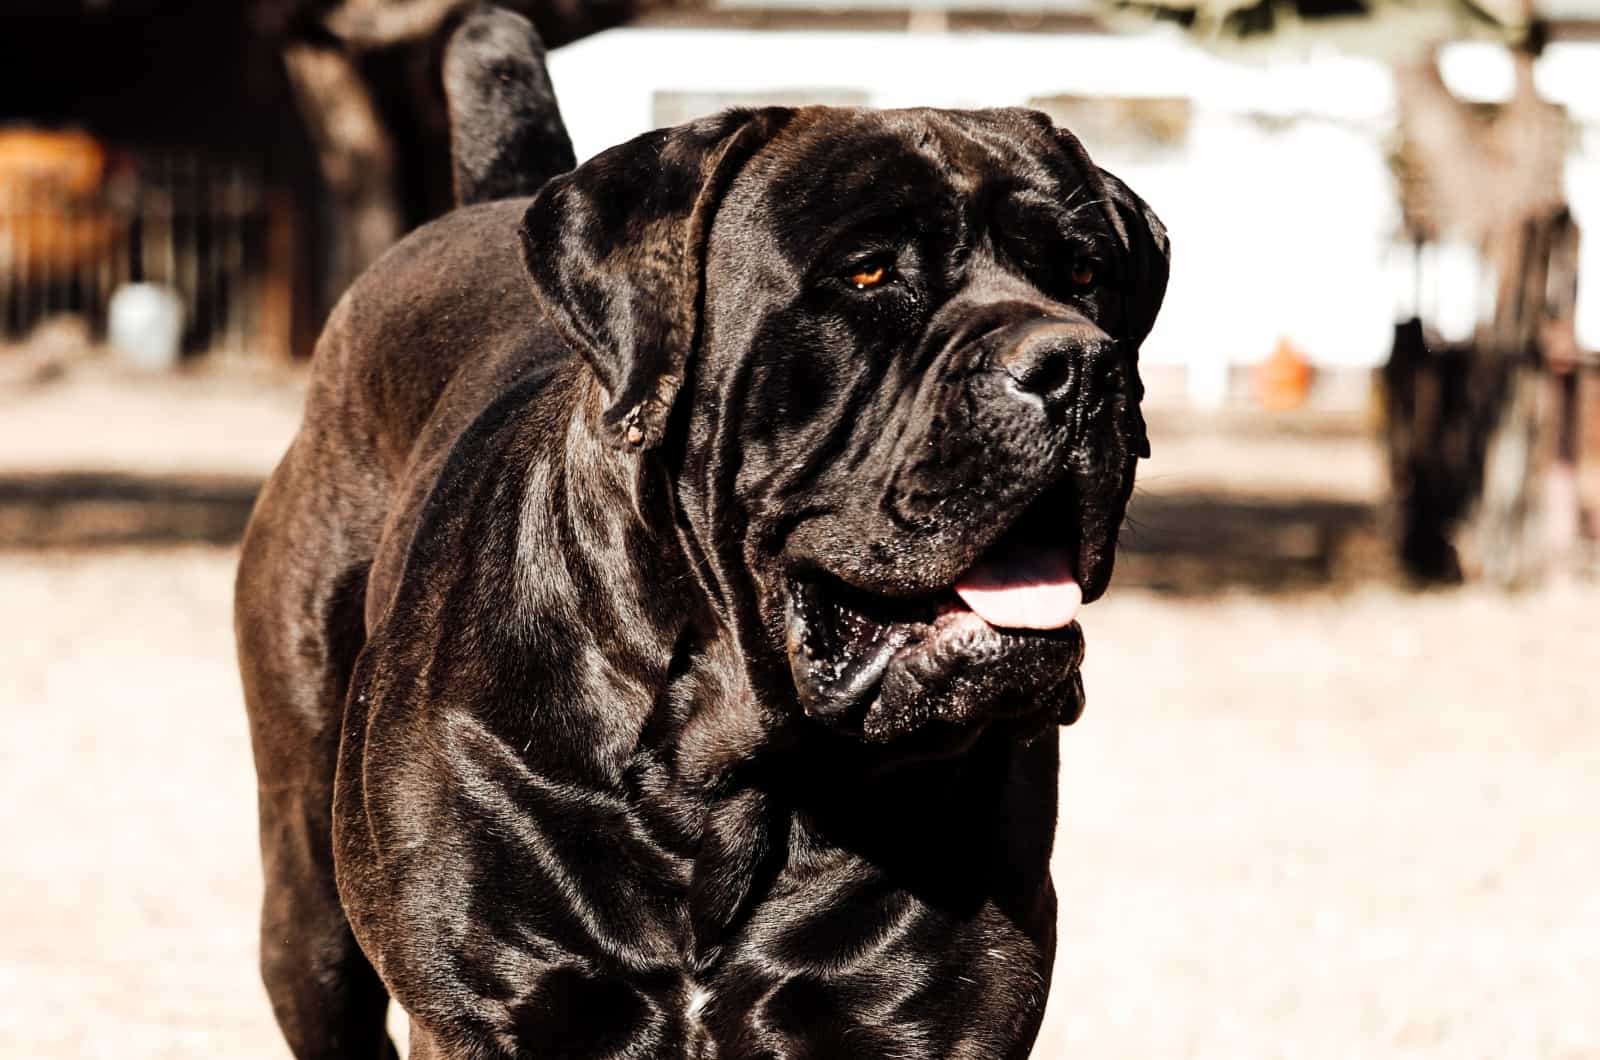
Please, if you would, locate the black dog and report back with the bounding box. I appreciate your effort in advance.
[236,10,1168,1057]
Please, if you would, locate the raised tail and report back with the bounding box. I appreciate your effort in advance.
[444,4,577,206]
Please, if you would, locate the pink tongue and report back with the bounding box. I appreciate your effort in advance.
[954,547,1083,630]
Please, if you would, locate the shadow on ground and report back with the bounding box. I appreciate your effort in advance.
[0,472,262,549]
[0,471,1390,593]
[1117,491,1388,594]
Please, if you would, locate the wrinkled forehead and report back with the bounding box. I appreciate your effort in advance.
[719,107,1100,263]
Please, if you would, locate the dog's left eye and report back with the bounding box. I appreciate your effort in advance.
[844,258,894,290]
[1070,261,1098,288]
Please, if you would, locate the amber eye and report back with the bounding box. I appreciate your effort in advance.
[1070,262,1097,288]
[847,262,889,290]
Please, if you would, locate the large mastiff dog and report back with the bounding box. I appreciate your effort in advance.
[236,18,1168,1057]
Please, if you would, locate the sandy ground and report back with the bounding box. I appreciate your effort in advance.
[1,364,1596,1058]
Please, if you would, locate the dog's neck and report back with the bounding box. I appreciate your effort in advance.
[524,388,1047,956]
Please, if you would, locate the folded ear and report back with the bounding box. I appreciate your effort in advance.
[1095,167,1170,350]
[1050,127,1170,350]
[518,107,794,449]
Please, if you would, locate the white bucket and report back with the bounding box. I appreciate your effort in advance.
[108,283,185,371]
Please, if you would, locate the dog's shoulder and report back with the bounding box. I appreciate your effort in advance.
[308,197,555,467]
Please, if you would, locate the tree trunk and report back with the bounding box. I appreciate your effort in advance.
[281,43,404,308]
[1384,40,1575,585]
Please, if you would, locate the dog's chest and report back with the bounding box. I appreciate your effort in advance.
[380,714,1055,1055]
[454,872,1044,1059]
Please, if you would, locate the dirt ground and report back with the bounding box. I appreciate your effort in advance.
[1,363,1596,1059]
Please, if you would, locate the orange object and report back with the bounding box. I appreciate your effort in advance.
[0,128,119,273]
[1254,336,1314,411]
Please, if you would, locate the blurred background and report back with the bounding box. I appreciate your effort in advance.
[1,0,1596,1057]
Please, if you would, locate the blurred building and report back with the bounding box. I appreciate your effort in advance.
[0,4,342,360]
[0,0,639,360]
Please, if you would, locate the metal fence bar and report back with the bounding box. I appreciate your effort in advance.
[0,147,271,358]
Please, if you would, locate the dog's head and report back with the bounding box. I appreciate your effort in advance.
[521,106,1168,744]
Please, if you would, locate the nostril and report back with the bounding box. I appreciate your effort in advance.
[1001,338,1074,397]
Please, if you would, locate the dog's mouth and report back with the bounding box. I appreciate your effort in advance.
[783,484,1096,741]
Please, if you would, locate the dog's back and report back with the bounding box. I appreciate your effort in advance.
[234,10,574,1056]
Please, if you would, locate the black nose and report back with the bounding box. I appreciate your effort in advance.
[998,320,1115,406]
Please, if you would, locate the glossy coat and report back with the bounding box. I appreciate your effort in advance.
[236,102,1168,1060]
